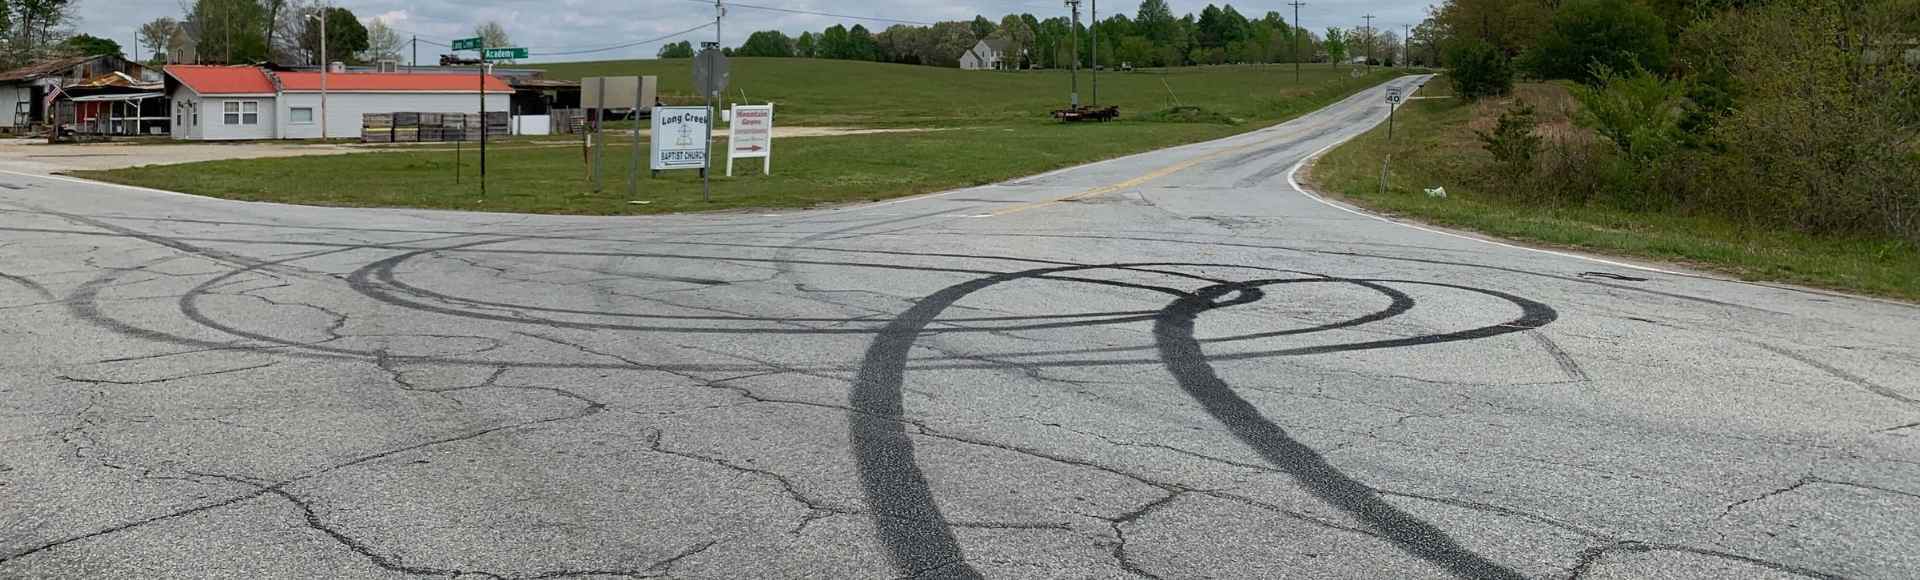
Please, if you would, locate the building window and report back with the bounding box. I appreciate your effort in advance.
[224,101,259,125]
[290,107,314,125]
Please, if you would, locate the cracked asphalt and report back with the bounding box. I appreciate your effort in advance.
[3,75,1918,579]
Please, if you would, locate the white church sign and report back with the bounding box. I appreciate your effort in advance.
[650,106,711,172]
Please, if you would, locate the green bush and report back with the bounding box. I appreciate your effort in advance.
[1522,0,1671,84]
[1448,40,1515,101]
[1476,104,1543,175]
[1570,64,1691,165]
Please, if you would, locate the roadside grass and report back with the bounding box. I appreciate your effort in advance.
[1309,79,1920,302]
[75,60,1414,215]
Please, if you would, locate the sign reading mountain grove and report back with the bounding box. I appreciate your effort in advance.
[651,106,711,172]
[726,104,773,177]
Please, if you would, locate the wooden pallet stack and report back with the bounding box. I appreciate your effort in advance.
[361,111,508,143]
[393,112,420,143]
[484,111,510,138]
[361,114,393,143]
[419,113,446,142]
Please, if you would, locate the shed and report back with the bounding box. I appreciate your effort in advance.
[48,71,170,140]
[0,54,151,134]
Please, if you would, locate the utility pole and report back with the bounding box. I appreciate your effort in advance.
[1288,1,1305,84]
[479,35,487,197]
[1065,0,1081,108]
[411,35,417,73]
[1361,14,1375,69]
[1090,0,1098,106]
[702,0,724,203]
[1403,24,1411,66]
[319,4,328,140]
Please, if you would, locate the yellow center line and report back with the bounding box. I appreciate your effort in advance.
[986,134,1280,218]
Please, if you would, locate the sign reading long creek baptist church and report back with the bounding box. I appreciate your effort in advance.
[650,107,711,172]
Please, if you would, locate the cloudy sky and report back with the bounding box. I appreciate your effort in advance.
[89,0,1431,63]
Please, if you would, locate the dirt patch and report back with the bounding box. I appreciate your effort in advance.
[0,138,356,173]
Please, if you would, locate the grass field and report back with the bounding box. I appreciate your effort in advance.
[75,59,1411,215]
[1309,79,1920,301]
[539,58,1395,127]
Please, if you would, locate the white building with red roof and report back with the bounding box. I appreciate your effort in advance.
[164,65,512,141]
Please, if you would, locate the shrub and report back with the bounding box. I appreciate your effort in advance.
[1448,40,1514,101]
[1522,0,1670,84]
[1476,104,1543,175]
[1569,64,1691,165]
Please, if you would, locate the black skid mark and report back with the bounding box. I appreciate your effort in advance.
[1153,281,1533,580]
[849,264,1549,578]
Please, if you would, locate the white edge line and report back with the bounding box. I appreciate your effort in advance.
[1282,79,1687,277]
[0,168,219,201]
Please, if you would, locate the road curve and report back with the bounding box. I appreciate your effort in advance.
[2,75,1917,579]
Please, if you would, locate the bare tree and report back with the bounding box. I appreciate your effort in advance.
[260,0,286,61]
[139,17,183,64]
[9,0,78,66]
[364,18,403,64]
[271,0,317,65]
[474,21,510,48]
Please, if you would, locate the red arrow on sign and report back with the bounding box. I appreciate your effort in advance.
[738,145,764,152]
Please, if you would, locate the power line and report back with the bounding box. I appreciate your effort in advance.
[535,22,718,57]
[677,0,932,26]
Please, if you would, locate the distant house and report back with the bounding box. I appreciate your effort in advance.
[0,54,151,134]
[959,39,1015,71]
[164,65,511,140]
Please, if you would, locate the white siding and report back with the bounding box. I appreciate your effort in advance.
[278,91,510,140]
[200,96,276,140]
[0,85,31,129]
[170,85,200,140]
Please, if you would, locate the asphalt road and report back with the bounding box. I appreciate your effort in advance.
[2,75,1917,579]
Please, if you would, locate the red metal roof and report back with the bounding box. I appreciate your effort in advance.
[165,65,276,95]
[277,71,513,93]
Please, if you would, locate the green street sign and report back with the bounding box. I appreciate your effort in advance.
[451,37,483,51]
[483,47,529,61]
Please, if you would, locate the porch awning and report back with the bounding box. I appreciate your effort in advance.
[65,92,164,102]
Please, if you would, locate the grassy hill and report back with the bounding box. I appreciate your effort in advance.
[539,57,1391,127]
[78,59,1415,215]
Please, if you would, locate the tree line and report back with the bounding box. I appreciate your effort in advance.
[126,1,515,69]
[0,1,128,69]
[670,1,1413,69]
[1429,0,1920,247]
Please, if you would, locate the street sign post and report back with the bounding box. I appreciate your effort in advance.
[483,47,529,61]
[650,106,711,175]
[1385,87,1402,141]
[452,37,482,51]
[726,104,773,177]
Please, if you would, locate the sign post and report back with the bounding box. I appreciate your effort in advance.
[726,104,773,177]
[1381,87,1404,194]
[1385,87,1403,141]
[694,44,729,202]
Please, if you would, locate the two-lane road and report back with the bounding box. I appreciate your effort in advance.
[3,75,1917,579]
